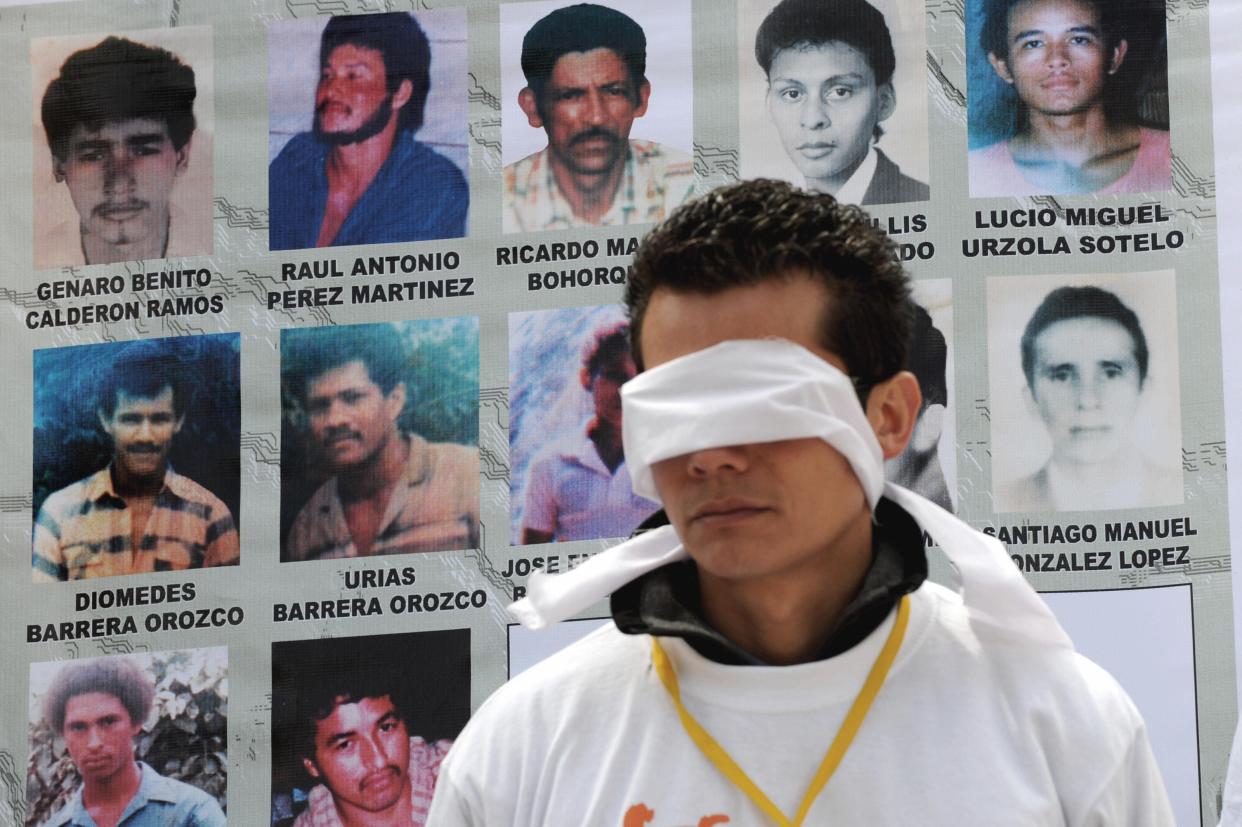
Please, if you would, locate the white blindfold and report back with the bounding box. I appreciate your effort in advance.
[510,339,1069,652]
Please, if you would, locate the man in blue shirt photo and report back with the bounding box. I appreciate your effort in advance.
[268,12,467,251]
[40,657,225,827]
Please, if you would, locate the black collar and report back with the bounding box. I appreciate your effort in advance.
[610,498,928,666]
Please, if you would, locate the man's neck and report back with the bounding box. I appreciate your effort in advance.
[696,510,874,665]
[337,781,413,827]
[548,151,627,223]
[81,759,142,818]
[81,211,170,265]
[1047,451,1146,506]
[1019,105,1118,159]
[589,419,624,473]
[111,463,166,498]
[326,121,399,197]
[338,433,410,503]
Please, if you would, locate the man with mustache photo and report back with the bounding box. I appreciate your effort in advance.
[969,0,1171,196]
[503,2,695,233]
[37,657,226,827]
[281,323,479,562]
[268,12,467,251]
[32,352,239,582]
[36,34,209,267]
[279,664,452,827]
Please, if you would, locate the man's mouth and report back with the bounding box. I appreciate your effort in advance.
[359,767,401,793]
[570,129,622,150]
[325,431,363,448]
[96,201,148,221]
[796,141,837,160]
[689,497,771,525]
[1041,73,1079,90]
[126,444,162,455]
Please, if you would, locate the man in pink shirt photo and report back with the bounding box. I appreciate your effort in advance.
[969,0,1170,197]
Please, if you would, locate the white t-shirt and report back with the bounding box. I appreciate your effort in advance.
[428,582,1172,826]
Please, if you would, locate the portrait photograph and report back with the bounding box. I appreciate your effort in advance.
[509,304,659,546]
[986,270,1182,513]
[31,26,214,269]
[966,0,1170,197]
[888,280,956,511]
[27,647,228,827]
[737,0,930,206]
[279,318,480,562]
[267,9,469,251]
[270,629,469,827]
[32,334,241,583]
[498,0,695,233]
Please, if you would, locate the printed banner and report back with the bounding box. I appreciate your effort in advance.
[0,0,1231,824]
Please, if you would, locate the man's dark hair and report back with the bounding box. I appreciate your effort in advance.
[282,323,408,401]
[99,353,187,419]
[584,322,632,380]
[294,670,403,760]
[41,36,197,164]
[1020,285,1149,389]
[43,657,154,735]
[627,178,914,394]
[908,303,948,408]
[321,12,431,134]
[756,0,895,85]
[981,0,1121,60]
[520,4,647,108]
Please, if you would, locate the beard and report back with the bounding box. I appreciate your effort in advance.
[314,94,395,146]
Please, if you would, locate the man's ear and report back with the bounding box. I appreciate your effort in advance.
[876,82,896,124]
[987,51,1015,84]
[391,78,414,112]
[518,87,544,129]
[384,381,407,424]
[632,80,651,118]
[302,757,321,779]
[865,370,921,460]
[174,137,192,176]
[1107,38,1129,75]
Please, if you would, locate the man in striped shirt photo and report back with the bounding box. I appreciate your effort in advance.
[32,352,239,582]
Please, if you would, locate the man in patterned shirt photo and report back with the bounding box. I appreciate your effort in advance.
[32,352,239,582]
[503,2,695,233]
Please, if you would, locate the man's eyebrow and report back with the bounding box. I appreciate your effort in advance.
[125,133,168,146]
[771,72,866,85]
[324,728,358,746]
[1012,23,1102,41]
[70,138,114,152]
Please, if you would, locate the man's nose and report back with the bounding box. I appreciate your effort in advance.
[1078,377,1102,409]
[104,151,135,193]
[686,445,750,477]
[87,726,104,749]
[325,399,349,426]
[585,89,608,124]
[801,95,830,129]
[1046,41,1070,67]
[137,418,154,440]
[359,736,388,769]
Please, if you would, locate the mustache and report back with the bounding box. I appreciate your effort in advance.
[315,100,347,117]
[124,443,163,454]
[322,426,363,443]
[359,766,402,791]
[569,127,623,148]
